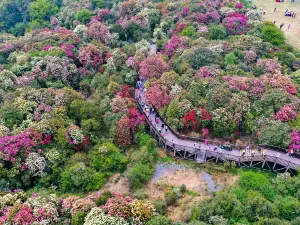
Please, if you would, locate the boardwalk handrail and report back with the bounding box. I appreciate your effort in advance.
[135,90,299,172]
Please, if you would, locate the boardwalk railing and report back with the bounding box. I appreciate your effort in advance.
[135,90,299,174]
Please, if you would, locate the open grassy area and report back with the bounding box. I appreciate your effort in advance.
[252,0,300,50]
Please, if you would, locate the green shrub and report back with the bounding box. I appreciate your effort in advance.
[153,200,167,214]
[128,163,154,190]
[180,26,197,38]
[95,191,112,206]
[165,189,179,206]
[209,24,228,40]
[146,215,173,225]
[239,172,269,190]
[224,52,238,65]
[188,48,219,69]
[75,9,93,24]
[72,211,86,225]
[261,22,285,46]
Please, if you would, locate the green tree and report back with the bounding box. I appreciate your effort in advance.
[261,22,285,46]
[29,0,58,24]
[257,120,291,148]
[128,163,154,190]
[209,24,228,40]
[75,9,93,24]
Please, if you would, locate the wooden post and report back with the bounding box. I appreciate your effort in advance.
[262,159,266,168]
[184,150,187,159]
[273,158,277,170]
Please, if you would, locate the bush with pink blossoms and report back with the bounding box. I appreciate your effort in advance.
[256,58,281,75]
[78,44,104,71]
[235,3,244,9]
[223,13,249,35]
[13,206,34,225]
[85,22,111,44]
[276,105,297,122]
[145,84,171,110]
[139,55,169,79]
[289,130,300,152]
[0,129,50,161]
[164,36,189,58]
[101,193,133,219]
[268,74,298,95]
[222,76,250,92]
[197,66,218,78]
[244,50,257,64]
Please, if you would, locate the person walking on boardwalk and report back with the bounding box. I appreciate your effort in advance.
[172,140,175,148]
[219,145,222,153]
[280,23,284,29]
[241,149,246,156]
[257,145,261,154]
[246,145,250,155]
[262,149,267,156]
[165,127,168,133]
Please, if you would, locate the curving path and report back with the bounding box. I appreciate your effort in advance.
[135,45,300,173]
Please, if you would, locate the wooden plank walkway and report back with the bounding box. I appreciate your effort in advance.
[135,88,300,174]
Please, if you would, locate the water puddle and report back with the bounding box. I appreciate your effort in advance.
[152,163,224,192]
[152,162,186,181]
[200,171,224,192]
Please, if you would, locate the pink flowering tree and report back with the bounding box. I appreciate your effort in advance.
[257,58,282,74]
[127,108,145,132]
[139,55,169,79]
[249,78,266,98]
[244,50,257,64]
[78,44,104,71]
[289,130,300,153]
[197,66,218,78]
[145,84,171,109]
[222,76,251,92]
[85,22,111,44]
[275,105,297,122]
[223,13,249,35]
[164,36,189,58]
[268,74,298,95]
[0,129,51,162]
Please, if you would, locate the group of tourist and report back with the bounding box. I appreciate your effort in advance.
[285,9,296,17]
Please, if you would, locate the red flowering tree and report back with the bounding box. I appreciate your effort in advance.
[127,108,145,132]
[145,84,171,109]
[223,13,249,35]
[139,55,169,79]
[116,116,132,147]
[183,110,201,131]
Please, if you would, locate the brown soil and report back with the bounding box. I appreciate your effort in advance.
[102,173,130,195]
[145,167,239,222]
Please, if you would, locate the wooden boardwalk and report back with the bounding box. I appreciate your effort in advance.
[135,88,300,175]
